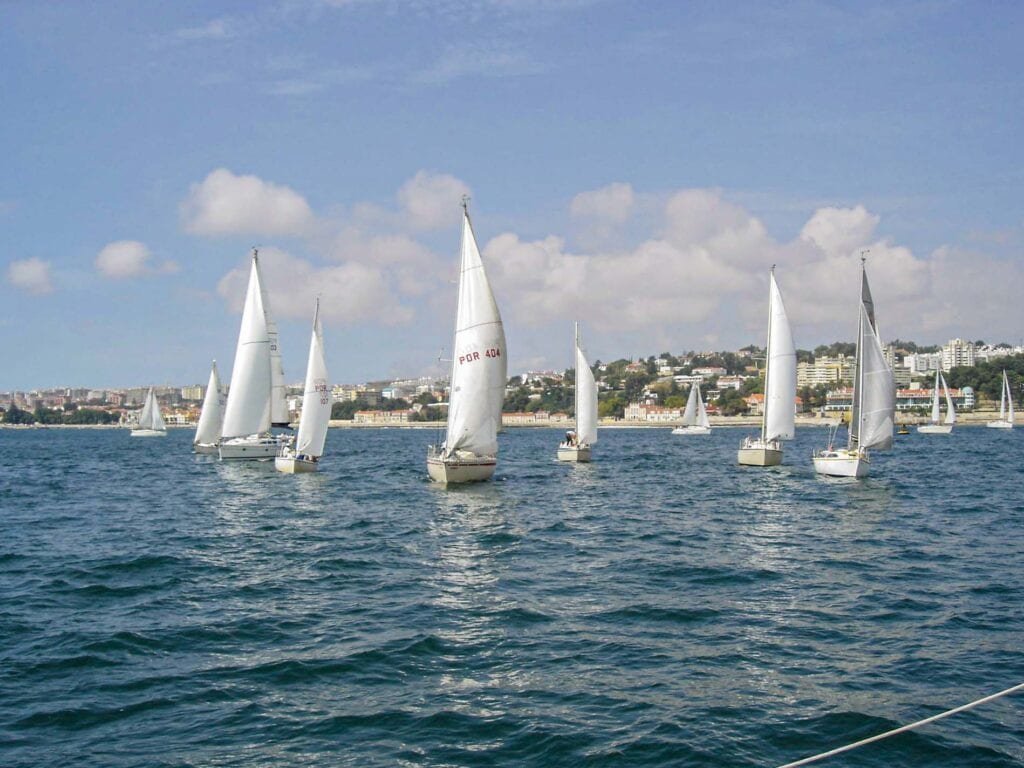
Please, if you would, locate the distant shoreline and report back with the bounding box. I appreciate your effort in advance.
[5,413,1012,430]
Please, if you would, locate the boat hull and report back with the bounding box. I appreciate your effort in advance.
[193,442,219,454]
[274,456,318,473]
[219,436,286,460]
[986,420,1013,429]
[737,437,783,466]
[427,454,496,484]
[130,429,167,438]
[557,444,592,462]
[671,426,711,436]
[917,424,953,434]
[813,449,868,478]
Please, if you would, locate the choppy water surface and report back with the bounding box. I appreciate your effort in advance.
[1,426,1022,766]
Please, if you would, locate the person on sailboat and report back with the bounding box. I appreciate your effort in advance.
[565,430,577,446]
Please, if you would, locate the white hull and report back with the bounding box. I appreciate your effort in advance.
[557,443,592,462]
[672,426,711,436]
[274,456,319,473]
[917,424,953,434]
[737,437,783,466]
[219,436,287,460]
[986,420,1013,429]
[193,442,219,454]
[813,448,868,478]
[426,452,496,484]
[130,429,166,438]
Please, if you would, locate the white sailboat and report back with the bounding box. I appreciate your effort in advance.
[738,268,795,465]
[130,387,167,437]
[427,200,507,484]
[276,300,331,473]
[813,260,895,478]
[558,322,599,461]
[986,370,1014,429]
[219,251,290,460]
[672,383,711,436]
[193,361,225,454]
[917,369,955,434]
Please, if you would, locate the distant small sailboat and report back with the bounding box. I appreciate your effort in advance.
[672,383,711,436]
[918,369,955,434]
[738,268,795,465]
[427,199,507,484]
[986,370,1014,429]
[219,250,291,460]
[193,361,225,454]
[813,258,895,478]
[558,322,598,461]
[130,387,167,437]
[276,300,331,474]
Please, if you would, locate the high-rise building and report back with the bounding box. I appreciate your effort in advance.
[941,338,976,371]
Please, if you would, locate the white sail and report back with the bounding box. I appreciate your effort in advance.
[929,370,942,424]
[695,386,710,429]
[763,272,796,442]
[443,209,507,457]
[254,255,289,427]
[221,257,272,439]
[855,301,895,450]
[136,388,165,431]
[681,384,698,426]
[999,371,1007,420]
[295,302,331,458]
[1007,371,1015,423]
[194,362,224,445]
[941,374,956,425]
[575,330,598,446]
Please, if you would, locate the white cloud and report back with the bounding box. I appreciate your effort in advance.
[397,171,472,231]
[180,168,315,237]
[95,240,151,278]
[799,204,879,257]
[412,43,542,85]
[173,17,240,42]
[7,258,53,295]
[217,247,414,326]
[570,182,635,224]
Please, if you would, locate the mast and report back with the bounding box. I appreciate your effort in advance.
[850,256,868,451]
[761,267,774,442]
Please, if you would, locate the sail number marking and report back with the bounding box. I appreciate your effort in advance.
[459,348,501,364]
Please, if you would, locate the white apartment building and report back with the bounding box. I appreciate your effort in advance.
[796,355,854,387]
[905,352,943,374]
[942,338,976,371]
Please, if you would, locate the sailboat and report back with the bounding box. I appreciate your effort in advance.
[558,322,598,461]
[986,370,1014,429]
[917,369,955,434]
[672,384,711,435]
[427,200,507,484]
[813,260,895,478]
[219,251,291,460]
[130,387,167,437]
[276,300,331,473]
[193,361,225,454]
[738,268,795,465]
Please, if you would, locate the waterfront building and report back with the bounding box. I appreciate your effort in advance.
[825,386,974,412]
[796,355,854,387]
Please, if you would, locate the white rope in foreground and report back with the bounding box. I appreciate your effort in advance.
[776,681,1024,768]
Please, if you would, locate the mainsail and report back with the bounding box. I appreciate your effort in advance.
[221,257,272,439]
[443,207,507,457]
[295,301,331,459]
[852,301,895,450]
[941,374,957,425]
[137,388,165,431]
[254,254,289,427]
[194,361,224,445]
[763,272,796,442]
[574,326,598,446]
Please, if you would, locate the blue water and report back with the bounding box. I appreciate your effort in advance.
[1,426,1022,767]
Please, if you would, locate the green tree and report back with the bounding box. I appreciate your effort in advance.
[2,405,35,424]
[716,388,748,416]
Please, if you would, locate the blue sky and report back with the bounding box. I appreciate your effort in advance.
[3,0,1023,391]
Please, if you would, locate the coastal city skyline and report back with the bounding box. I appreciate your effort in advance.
[4,2,1024,392]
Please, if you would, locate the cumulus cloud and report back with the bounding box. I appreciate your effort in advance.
[799,205,879,257]
[397,171,472,231]
[217,247,414,326]
[7,258,53,295]
[180,168,315,237]
[570,182,635,224]
[95,240,151,278]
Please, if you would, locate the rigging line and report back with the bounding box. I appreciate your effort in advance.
[776,681,1024,768]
